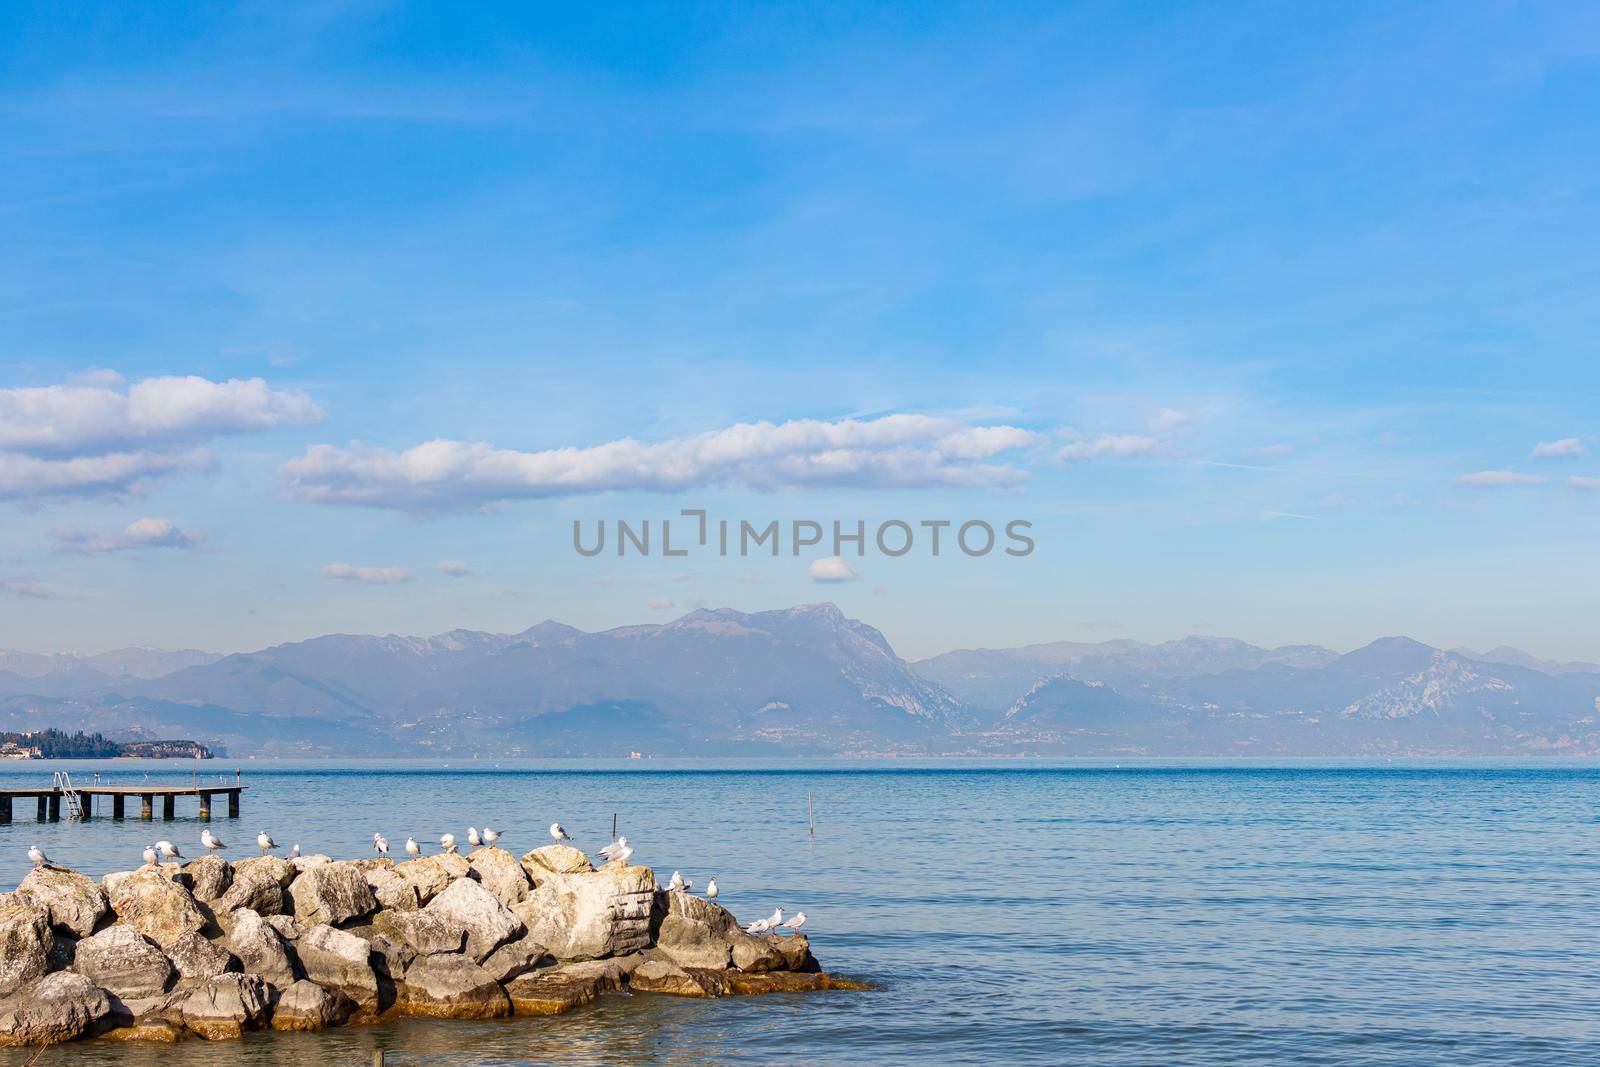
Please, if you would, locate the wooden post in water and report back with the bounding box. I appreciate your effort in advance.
[140,794,153,820]
[808,789,814,837]
[162,795,175,821]
[373,1049,386,1066]
[48,793,60,821]
[80,793,92,819]
[0,796,10,824]
[228,790,240,818]
[36,796,47,821]
[113,795,125,820]
[198,792,212,821]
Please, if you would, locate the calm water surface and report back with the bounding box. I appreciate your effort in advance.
[1,758,1598,1065]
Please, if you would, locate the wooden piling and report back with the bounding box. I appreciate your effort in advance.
[198,792,212,821]
[141,794,153,820]
[808,789,814,837]
[48,793,60,821]
[162,795,175,821]
[228,791,240,818]
[0,796,10,824]
[80,793,92,819]
[113,795,125,820]
[36,796,46,821]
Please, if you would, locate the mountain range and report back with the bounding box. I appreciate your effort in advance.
[2,605,1597,757]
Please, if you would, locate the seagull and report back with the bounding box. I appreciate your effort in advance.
[668,870,683,890]
[467,827,482,848]
[200,829,227,854]
[257,830,278,854]
[766,907,784,928]
[706,876,718,899]
[374,833,390,854]
[597,836,631,865]
[745,918,772,934]
[155,840,182,860]
[143,845,158,868]
[405,837,421,857]
[440,833,457,854]
[780,912,807,933]
[288,844,301,859]
[27,845,50,870]
[482,827,500,845]
[550,823,571,844]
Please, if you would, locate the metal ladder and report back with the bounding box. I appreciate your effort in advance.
[52,770,84,820]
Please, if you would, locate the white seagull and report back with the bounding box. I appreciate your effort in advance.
[440,833,457,854]
[780,912,807,933]
[155,840,182,860]
[143,844,158,868]
[745,918,772,934]
[481,827,500,845]
[27,845,50,870]
[257,830,278,854]
[200,829,227,854]
[288,844,301,859]
[766,907,784,929]
[405,837,421,857]
[467,827,482,848]
[706,876,719,899]
[374,833,390,854]
[597,836,631,865]
[550,823,571,844]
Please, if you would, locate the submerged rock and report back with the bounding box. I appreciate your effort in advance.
[401,955,511,1019]
[17,867,108,939]
[70,926,173,1000]
[158,973,270,1040]
[0,971,112,1046]
[270,979,354,1032]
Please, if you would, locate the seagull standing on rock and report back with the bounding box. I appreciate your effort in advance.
[143,845,158,868]
[288,844,301,859]
[706,876,718,899]
[766,907,784,929]
[257,830,278,854]
[440,833,457,854]
[467,827,482,848]
[156,840,182,860]
[550,823,571,844]
[200,829,227,854]
[780,912,807,933]
[27,846,50,871]
[405,837,421,857]
[745,918,772,934]
[374,833,389,854]
[598,836,632,866]
[482,827,500,845]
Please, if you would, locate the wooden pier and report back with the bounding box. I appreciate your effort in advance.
[0,785,244,824]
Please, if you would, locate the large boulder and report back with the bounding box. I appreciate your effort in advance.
[730,931,786,973]
[159,973,270,1040]
[102,869,207,948]
[226,909,297,988]
[468,847,532,906]
[512,863,655,961]
[182,856,232,902]
[771,932,816,972]
[216,863,286,917]
[519,844,593,884]
[424,877,523,963]
[296,925,378,1015]
[652,890,743,970]
[480,935,549,984]
[358,861,419,913]
[17,867,108,939]
[0,971,112,1046]
[71,926,173,999]
[164,930,235,980]
[263,914,302,941]
[629,958,732,997]
[0,902,54,996]
[233,855,296,889]
[269,979,354,1032]
[401,955,511,1019]
[504,968,601,1016]
[373,909,466,956]
[288,862,376,927]
[393,856,457,906]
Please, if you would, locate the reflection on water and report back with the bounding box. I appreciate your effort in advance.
[2,758,1599,1065]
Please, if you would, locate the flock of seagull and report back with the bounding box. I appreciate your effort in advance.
[24,820,806,936]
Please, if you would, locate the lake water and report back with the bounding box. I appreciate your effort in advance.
[2,759,1599,1065]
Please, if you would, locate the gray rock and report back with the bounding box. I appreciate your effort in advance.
[182,855,232,902]
[71,926,173,999]
[232,855,296,889]
[296,925,378,1016]
[16,867,108,939]
[288,861,376,927]
[629,957,730,997]
[358,861,419,912]
[159,972,270,1040]
[164,930,234,980]
[401,955,511,1019]
[0,971,112,1046]
[226,909,297,988]
[730,930,785,973]
[0,902,55,996]
[394,854,468,905]
[652,891,744,970]
[216,863,285,917]
[519,844,594,885]
[374,909,466,956]
[512,863,655,961]
[467,846,531,906]
[479,935,549,983]
[269,979,354,1032]
[425,876,524,963]
[102,868,208,948]
[365,930,414,985]
[263,914,302,941]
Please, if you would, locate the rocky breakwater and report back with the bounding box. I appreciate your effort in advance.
[0,843,865,1047]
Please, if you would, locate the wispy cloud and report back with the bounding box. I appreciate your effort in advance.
[51,516,202,554]
[0,578,58,600]
[1457,470,1547,488]
[1058,433,1167,461]
[1568,476,1600,492]
[322,563,413,584]
[1532,437,1584,459]
[647,596,675,610]
[283,414,1043,513]
[437,560,474,577]
[1149,408,1191,432]
[809,556,860,583]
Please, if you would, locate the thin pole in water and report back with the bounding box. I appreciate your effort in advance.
[808,789,814,837]
[373,1050,386,1067]
[612,812,617,840]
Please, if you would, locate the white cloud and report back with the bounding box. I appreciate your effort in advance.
[322,563,413,584]
[647,596,675,610]
[437,560,474,577]
[282,414,1042,513]
[1568,476,1600,492]
[1058,433,1167,461]
[51,516,202,554]
[1457,470,1547,487]
[1532,437,1585,459]
[1149,408,1191,432]
[0,578,58,600]
[0,373,320,502]
[809,556,860,583]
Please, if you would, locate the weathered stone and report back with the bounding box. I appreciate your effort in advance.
[105,1018,185,1042]
[0,902,55,995]
[656,913,732,969]
[269,979,354,1032]
[519,844,594,884]
[296,925,378,1015]
[513,863,655,961]
[164,930,234,980]
[424,877,523,963]
[233,855,296,889]
[103,868,207,948]
[365,930,414,986]
[629,958,731,997]
[731,930,786,973]
[504,968,601,1016]
[393,856,454,905]
[47,932,77,972]
[160,973,270,1040]
[468,846,531,906]
[17,867,108,939]
[226,909,297,988]
[479,935,549,983]
[182,856,232,901]
[263,914,302,941]
[288,861,376,927]
[771,931,816,972]
[216,863,285,917]
[71,926,173,999]
[373,909,466,956]
[0,971,112,1046]
[725,970,830,994]
[290,854,332,873]
[401,955,511,1019]
[360,862,419,912]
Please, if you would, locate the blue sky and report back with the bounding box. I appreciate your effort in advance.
[1,1,1598,660]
